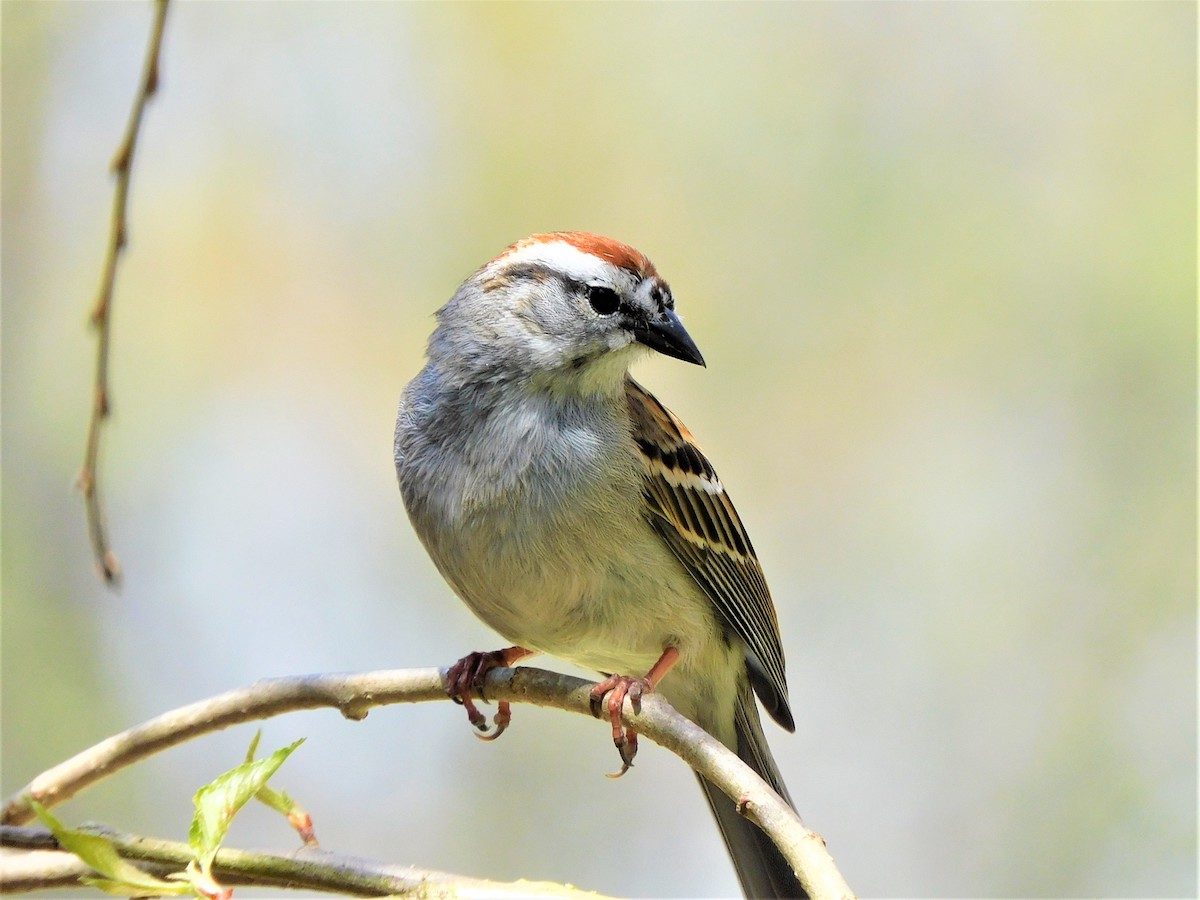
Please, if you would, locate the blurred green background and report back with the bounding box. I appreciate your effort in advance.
[2,2,1195,897]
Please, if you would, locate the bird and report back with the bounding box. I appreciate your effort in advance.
[394,232,803,898]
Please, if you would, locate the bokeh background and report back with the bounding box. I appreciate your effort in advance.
[2,3,1195,897]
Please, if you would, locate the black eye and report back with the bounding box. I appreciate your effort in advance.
[587,285,621,316]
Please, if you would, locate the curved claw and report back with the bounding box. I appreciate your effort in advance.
[463,696,489,732]
[474,722,506,741]
[473,701,512,741]
[590,673,651,775]
[605,729,638,778]
[446,650,510,737]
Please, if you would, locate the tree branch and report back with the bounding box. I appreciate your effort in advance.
[77,0,169,585]
[0,845,87,894]
[1,666,854,899]
[0,825,608,897]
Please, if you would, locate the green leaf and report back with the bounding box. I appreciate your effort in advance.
[244,730,317,844]
[30,800,190,895]
[80,877,192,897]
[242,730,262,764]
[188,738,304,876]
[252,781,293,817]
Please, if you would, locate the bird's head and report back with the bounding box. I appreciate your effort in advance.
[428,232,704,393]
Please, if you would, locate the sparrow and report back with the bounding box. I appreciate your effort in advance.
[394,232,802,898]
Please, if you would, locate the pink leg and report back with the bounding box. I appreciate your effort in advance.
[588,647,680,777]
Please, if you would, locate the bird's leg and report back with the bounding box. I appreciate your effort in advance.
[589,646,680,778]
[445,646,533,741]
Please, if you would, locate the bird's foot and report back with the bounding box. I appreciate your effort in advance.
[589,674,649,778]
[445,647,530,741]
[587,648,680,778]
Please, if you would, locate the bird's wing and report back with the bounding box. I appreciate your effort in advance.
[624,378,794,731]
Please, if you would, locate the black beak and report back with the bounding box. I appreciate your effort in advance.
[631,308,706,367]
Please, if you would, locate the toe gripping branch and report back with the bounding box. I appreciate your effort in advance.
[445,646,532,741]
[588,647,680,778]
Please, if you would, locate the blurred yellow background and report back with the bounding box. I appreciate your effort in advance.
[2,2,1194,897]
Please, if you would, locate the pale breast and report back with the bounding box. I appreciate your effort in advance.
[398,379,725,677]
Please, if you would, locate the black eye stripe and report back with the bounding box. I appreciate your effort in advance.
[586,285,621,315]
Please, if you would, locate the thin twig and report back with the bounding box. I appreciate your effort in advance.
[0,825,609,897]
[0,847,87,894]
[77,0,170,585]
[0,666,854,899]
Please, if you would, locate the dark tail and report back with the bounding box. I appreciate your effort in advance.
[697,687,807,899]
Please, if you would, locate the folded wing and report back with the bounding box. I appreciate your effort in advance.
[624,378,794,732]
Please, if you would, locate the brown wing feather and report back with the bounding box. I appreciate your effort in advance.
[625,378,794,732]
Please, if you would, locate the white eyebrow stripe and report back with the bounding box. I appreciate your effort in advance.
[496,240,624,287]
